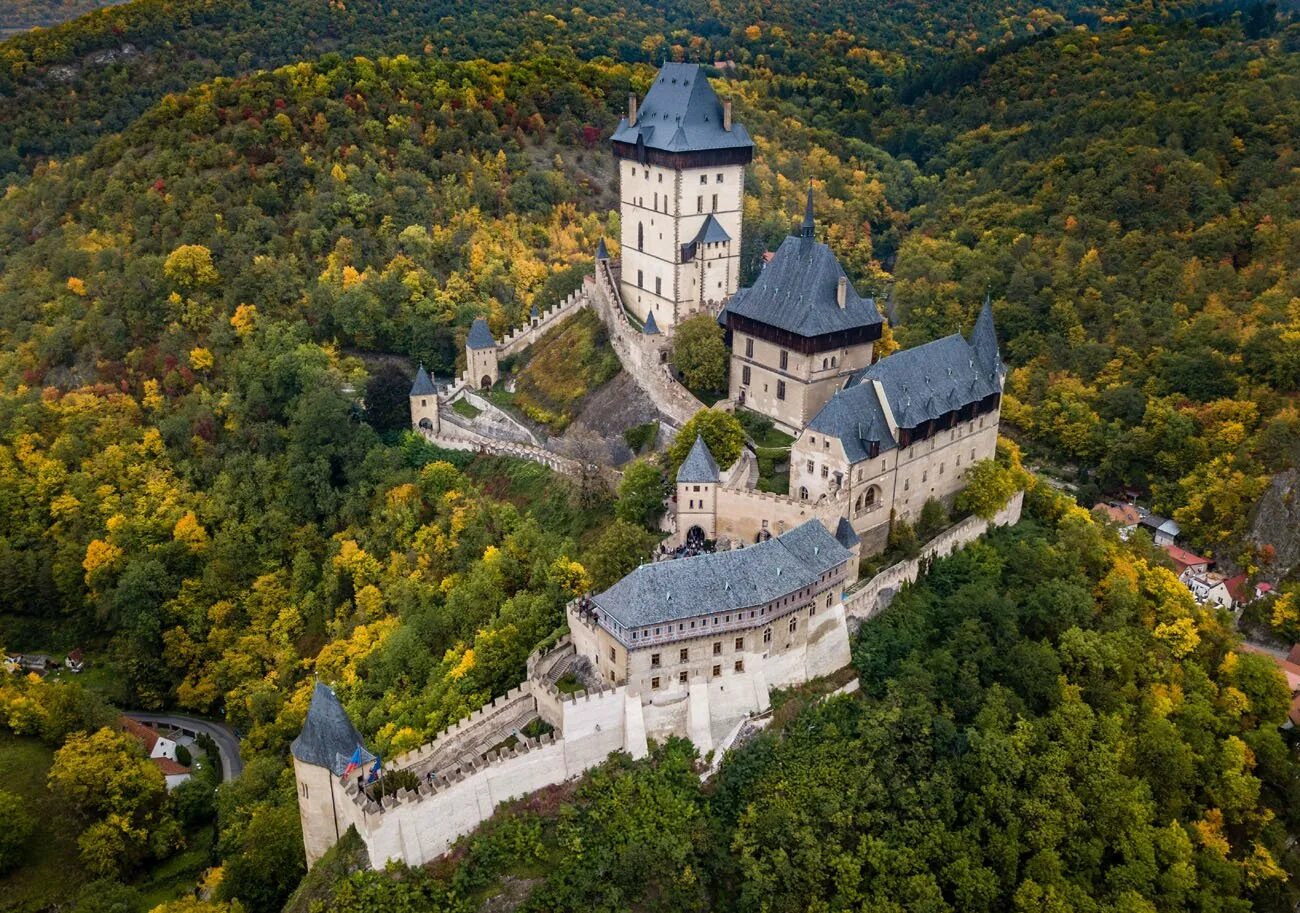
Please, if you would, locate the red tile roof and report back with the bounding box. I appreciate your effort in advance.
[119,716,159,753]
[1093,502,1141,526]
[1162,544,1209,573]
[153,757,190,776]
[1223,574,1250,604]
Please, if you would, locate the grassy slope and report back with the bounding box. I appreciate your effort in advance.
[510,308,620,434]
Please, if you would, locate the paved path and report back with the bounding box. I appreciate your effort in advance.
[125,711,243,780]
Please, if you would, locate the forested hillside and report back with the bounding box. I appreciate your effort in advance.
[0,0,124,31]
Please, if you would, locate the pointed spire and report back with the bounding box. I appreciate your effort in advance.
[970,294,1001,377]
[595,237,609,261]
[676,434,720,483]
[643,310,660,335]
[410,363,436,397]
[291,681,365,774]
[799,182,815,239]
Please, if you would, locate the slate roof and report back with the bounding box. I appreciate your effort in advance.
[592,520,852,629]
[530,303,541,319]
[466,317,497,351]
[807,302,1004,459]
[835,517,860,550]
[692,214,731,245]
[291,682,365,774]
[643,310,661,335]
[611,63,753,154]
[409,364,436,397]
[596,237,610,260]
[676,434,719,483]
[721,234,881,338]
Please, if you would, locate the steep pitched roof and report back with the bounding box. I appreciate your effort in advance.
[120,716,160,753]
[291,682,365,774]
[643,310,661,335]
[692,214,731,245]
[722,233,881,338]
[409,364,436,397]
[851,331,1000,429]
[592,520,852,629]
[466,317,497,351]
[971,296,1003,378]
[676,434,719,483]
[806,377,897,463]
[530,303,541,319]
[835,517,860,550]
[595,237,610,260]
[611,63,753,154]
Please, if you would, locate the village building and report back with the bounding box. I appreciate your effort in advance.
[613,62,752,330]
[119,716,192,790]
[1165,544,1210,579]
[1139,513,1181,547]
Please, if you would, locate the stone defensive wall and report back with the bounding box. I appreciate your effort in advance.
[334,638,647,868]
[586,265,706,428]
[843,490,1024,622]
[497,289,589,359]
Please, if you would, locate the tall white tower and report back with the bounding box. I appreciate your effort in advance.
[611,63,753,331]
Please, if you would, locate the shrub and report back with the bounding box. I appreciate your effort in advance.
[0,789,35,874]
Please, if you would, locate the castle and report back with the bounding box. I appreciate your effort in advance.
[300,62,1016,871]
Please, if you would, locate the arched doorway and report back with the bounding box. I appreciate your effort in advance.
[480,375,492,390]
[418,417,434,432]
[685,526,706,550]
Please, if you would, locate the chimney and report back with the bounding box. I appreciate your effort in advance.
[723,99,732,131]
[628,94,638,126]
[837,276,847,309]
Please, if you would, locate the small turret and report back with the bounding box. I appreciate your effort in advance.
[409,364,439,435]
[643,310,660,335]
[465,318,500,391]
[675,434,720,545]
[969,295,1002,384]
[595,237,610,261]
[292,682,368,867]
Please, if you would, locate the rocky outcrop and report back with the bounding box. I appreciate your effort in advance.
[1247,470,1300,579]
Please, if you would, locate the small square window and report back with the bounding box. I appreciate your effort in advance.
[712,664,721,677]
[713,641,722,655]
[678,671,688,684]
[735,637,744,650]
[652,676,661,689]
[716,173,724,183]
[679,648,689,662]
[700,175,707,185]
[734,660,744,673]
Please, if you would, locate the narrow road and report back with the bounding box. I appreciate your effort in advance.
[125,711,243,780]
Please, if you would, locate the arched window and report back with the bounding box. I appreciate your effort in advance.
[637,222,644,250]
[799,486,808,501]
[865,487,877,507]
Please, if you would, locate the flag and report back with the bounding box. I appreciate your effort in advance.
[340,746,363,781]
[367,756,382,783]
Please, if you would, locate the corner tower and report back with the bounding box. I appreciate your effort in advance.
[465,317,499,391]
[291,682,369,867]
[409,364,439,435]
[675,434,720,547]
[612,63,753,331]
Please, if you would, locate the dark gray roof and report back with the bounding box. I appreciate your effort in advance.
[835,516,861,550]
[676,434,719,483]
[852,331,1000,429]
[692,214,731,245]
[643,310,661,335]
[611,63,753,154]
[807,375,897,463]
[530,303,541,319]
[722,234,881,338]
[291,682,364,774]
[466,317,497,350]
[409,364,436,397]
[596,237,609,260]
[807,301,1004,460]
[593,520,852,629]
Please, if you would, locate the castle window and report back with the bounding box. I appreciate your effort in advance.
[697,196,703,212]
[904,479,909,491]
[807,461,814,474]
[831,356,837,367]
[716,173,724,182]
[763,628,772,644]
[652,676,660,690]
[638,223,643,249]
[824,439,830,450]
[679,648,689,662]
[745,337,753,358]
[658,173,663,183]
[609,646,616,661]
[742,365,751,385]
[789,618,797,633]
[940,463,944,475]
[301,783,309,799]
[957,455,962,466]
[777,381,786,400]
[713,641,722,655]
[655,276,662,295]
[700,174,707,185]
[822,358,828,369]
[712,193,718,210]
[799,486,808,500]
[826,592,833,607]
[653,191,658,209]
[735,637,744,650]
[678,671,688,684]
[779,350,789,370]
[922,470,928,482]
[651,653,660,668]
[694,485,701,492]
[821,466,829,479]
[735,659,745,672]
[637,270,644,288]
[971,449,976,461]
[713,664,721,677]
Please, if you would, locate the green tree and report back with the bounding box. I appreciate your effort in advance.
[163,244,219,289]
[667,410,745,476]
[615,459,666,530]
[584,519,660,591]
[0,789,35,874]
[218,803,307,913]
[672,313,728,396]
[955,459,1021,520]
